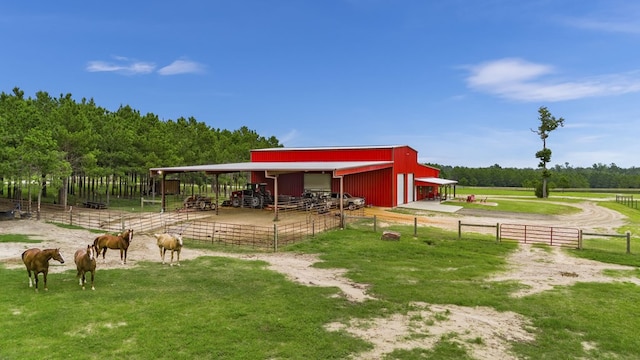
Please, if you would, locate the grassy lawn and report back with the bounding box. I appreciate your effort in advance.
[442,197,582,215]
[2,221,640,359]
[0,234,43,243]
[455,187,619,199]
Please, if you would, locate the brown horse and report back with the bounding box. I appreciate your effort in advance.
[154,233,184,266]
[74,245,97,290]
[93,229,133,264]
[21,248,65,292]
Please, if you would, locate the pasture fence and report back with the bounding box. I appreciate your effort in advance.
[457,220,633,253]
[616,195,638,210]
[172,214,342,251]
[581,230,632,254]
[3,199,348,251]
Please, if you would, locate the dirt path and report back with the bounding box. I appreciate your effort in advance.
[365,200,626,235]
[1,200,635,359]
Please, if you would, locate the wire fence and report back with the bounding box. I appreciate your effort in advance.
[1,198,352,251]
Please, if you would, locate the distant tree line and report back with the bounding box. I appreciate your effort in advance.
[431,163,640,189]
[0,87,281,207]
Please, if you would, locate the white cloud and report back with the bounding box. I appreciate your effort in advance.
[567,18,640,34]
[465,58,640,102]
[86,57,205,76]
[279,129,300,145]
[158,60,205,75]
[86,55,155,75]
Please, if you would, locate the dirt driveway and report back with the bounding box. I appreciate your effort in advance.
[1,200,636,359]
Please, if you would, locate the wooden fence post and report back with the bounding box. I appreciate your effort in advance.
[414,217,417,237]
[273,224,278,252]
[626,231,631,254]
[458,220,461,239]
[496,223,500,243]
[578,230,583,250]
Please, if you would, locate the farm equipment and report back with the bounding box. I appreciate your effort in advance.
[230,183,273,209]
[183,195,216,211]
[300,189,332,213]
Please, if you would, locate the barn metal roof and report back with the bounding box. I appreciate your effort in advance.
[415,177,458,185]
[251,144,412,151]
[150,161,394,176]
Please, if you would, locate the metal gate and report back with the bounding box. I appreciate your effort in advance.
[500,223,580,248]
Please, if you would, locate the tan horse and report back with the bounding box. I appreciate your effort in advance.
[21,248,65,292]
[154,233,183,266]
[74,245,97,290]
[93,229,133,264]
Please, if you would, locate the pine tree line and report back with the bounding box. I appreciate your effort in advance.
[0,87,281,206]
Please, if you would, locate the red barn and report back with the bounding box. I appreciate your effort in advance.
[249,145,454,208]
[150,144,456,209]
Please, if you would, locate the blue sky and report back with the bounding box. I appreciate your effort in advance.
[2,1,640,168]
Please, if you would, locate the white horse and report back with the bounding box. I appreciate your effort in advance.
[154,233,184,266]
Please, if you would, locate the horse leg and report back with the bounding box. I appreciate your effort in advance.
[120,249,125,265]
[27,269,33,288]
[90,270,95,291]
[77,269,83,287]
[176,249,181,266]
[81,270,86,290]
[33,272,39,292]
[161,248,167,264]
[101,248,108,263]
[43,270,48,291]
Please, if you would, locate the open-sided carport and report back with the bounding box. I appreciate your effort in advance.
[149,160,392,224]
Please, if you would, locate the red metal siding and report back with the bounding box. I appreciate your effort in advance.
[249,145,440,208]
[331,168,393,207]
[251,147,394,162]
[277,173,305,197]
[251,172,305,197]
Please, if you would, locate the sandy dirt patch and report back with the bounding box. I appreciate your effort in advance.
[1,200,635,359]
[489,243,640,297]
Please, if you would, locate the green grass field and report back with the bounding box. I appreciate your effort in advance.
[2,188,640,359]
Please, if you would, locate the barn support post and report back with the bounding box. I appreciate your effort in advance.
[338,175,345,229]
[458,220,462,239]
[214,174,219,216]
[414,217,417,237]
[160,172,166,213]
[265,173,279,222]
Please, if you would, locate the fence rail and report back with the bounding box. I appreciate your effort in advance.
[0,199,347,251]
[616,195,638,209]
[581,231,632,254]
[457,220,631,251]
[500,223,580,248]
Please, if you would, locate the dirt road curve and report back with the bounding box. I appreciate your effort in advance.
[364,200,626,234]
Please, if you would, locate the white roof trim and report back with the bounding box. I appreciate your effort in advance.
[150,161,393,174]
[415,177,458,185]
